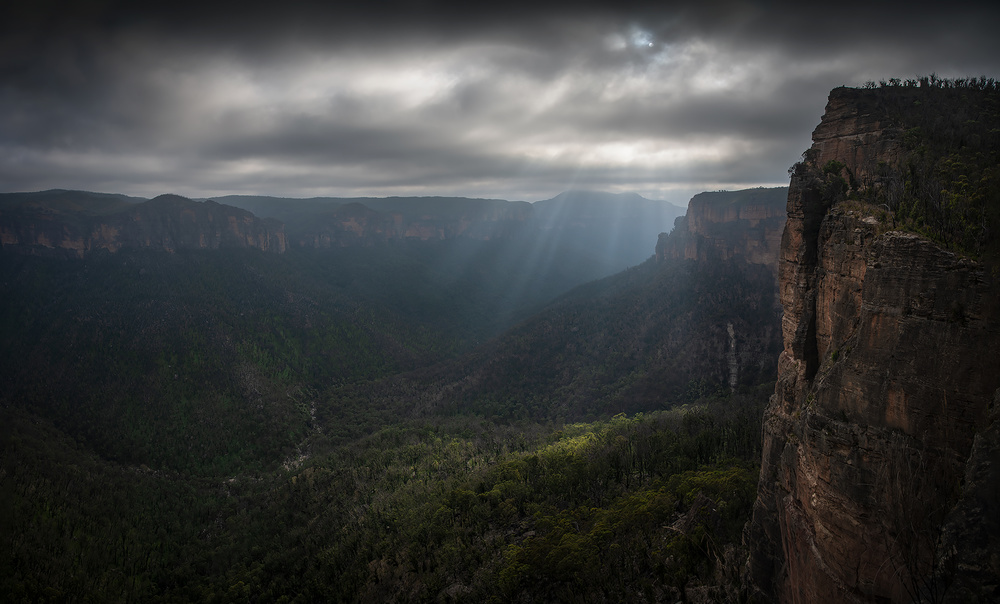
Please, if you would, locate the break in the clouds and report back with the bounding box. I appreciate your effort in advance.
[2,1,999,204]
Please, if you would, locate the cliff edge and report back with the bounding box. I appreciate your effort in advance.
[747,84,1000,603]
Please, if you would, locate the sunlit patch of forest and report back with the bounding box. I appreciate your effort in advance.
[2,393,767,602]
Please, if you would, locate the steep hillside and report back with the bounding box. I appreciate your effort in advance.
[746,82,1000,603]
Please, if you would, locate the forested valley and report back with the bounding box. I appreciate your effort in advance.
[1,192,781,602]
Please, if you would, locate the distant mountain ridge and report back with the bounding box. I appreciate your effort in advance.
[0,191,285,256]
[0,189,146,214]
[215,190,685,270]
[0,189,684,279]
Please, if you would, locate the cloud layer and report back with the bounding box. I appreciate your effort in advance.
[2,1,999,203]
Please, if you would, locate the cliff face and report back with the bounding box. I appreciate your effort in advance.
[747,87,1000,603]
[656,187,787,267]
[647,187,787,395]
[0,194,286,256]
[809,87,903,173]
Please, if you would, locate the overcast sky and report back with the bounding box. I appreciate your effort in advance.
[2,1,998,205]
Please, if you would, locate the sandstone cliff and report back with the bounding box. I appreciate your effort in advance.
[656,187,787,266]
[647,186,787,395]
[747,86,1000,603]
[0,192,286,256]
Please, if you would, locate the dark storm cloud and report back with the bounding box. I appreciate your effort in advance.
[2,1,999,202]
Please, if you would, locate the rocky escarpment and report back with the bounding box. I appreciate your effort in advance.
[648,186,787,394]
[747,86,1000,603]
[0,193,285,256]
[655,187,787,267]
[222,191,684,270]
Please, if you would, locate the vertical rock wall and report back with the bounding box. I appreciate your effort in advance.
[747,88,1000,603]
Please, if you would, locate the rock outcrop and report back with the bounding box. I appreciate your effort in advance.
[656,187,787,267]
[0,193,286,256]
[747,87,1000,603]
